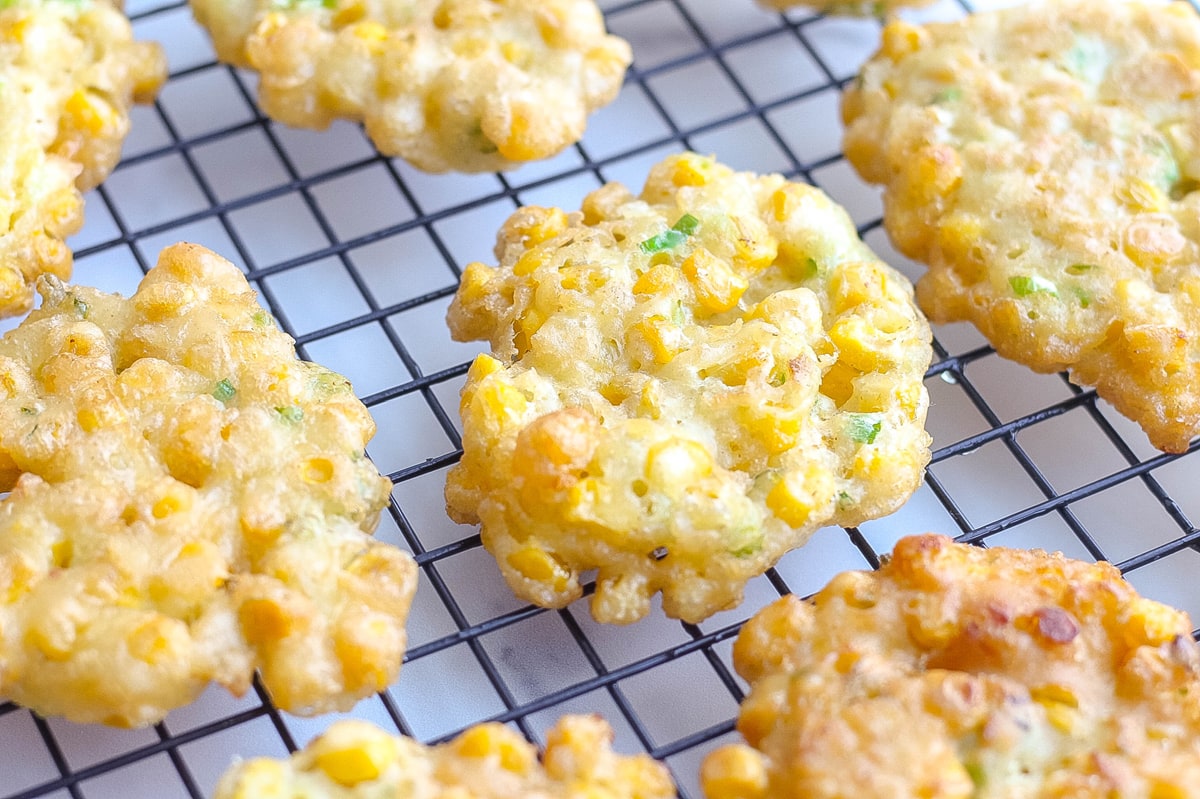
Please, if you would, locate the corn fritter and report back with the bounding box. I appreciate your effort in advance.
[703,534,1200,799]
[844,0,1200,453]
[0,0,165,318]
[188,0,630,173]
[445,152,932,624]
[0,243,416,727]
[214,714,676,799]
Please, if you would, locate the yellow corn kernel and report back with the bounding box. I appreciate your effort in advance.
[457,262,494,305]
[152,487,193,519]
[820,360,858,406]
[770,185,805,222]
[1123,217,1186,268]
[310,726,398,786]
[300,457,335,484]
[126,617,185,666]
[670,153,715,187]
[513,308,545,354]
[766,464,833,527]
[65,89,115,135]
[507,547,570,592]
[701,745,768,799]
[51,539,73,568]
[501,40,531,67]
[351,21,387,50]
[1150,781,1188,799]
[476,378,528,422]
[2,17,32,43]
[451,35,488,57]
[745,406,802,454]
[513,247,547,277]
[898,145,961,205]
[26,621,74,661]
[683,249,748,313]
[1030,684,1077,708]
[536,5,569,46]
[1117,178,1168,213]
[497,111,542,161]
[1124,597,1185,647]
[454,724,536,772]
[636,316,685,364]
[645,438,712,488]
[239,597,294,641]
[331,0,366,26]
[511,207,569,248]
[632,263,677,295]
[731,217,778,272]
[830,316,888,373]
[880,20,923,60]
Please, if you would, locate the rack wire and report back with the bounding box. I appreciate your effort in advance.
[4,0,1200,796]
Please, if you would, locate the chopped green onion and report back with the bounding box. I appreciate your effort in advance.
[768,367,787,387]
[639,214,700,254]
[727,525,763,558]
[671,300,686,326]
[1009,275,1058,297]
[930,87,962,104]
[804,257,820,279]
[251,310,273,328]
[1065,263,1097,275]
[275,405,304,423]
[847,413,882,444]
[1070,287,1092,308]
[19,407,35,416]
[73,296,89,318]
[212,378,237,403]
[836,490,854,508]
[965,762,986,789]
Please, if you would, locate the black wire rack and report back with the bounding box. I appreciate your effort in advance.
[5,0,1200,796]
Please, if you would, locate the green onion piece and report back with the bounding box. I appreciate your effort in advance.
[768,367,787,387]
[1065,263,1097,275]
[212,378,237,403]
[804,257,820,279]
[251,310,273,327]
[930,87,962,104]
[847,413,883,444]
[836,490,854,508]
[19,407,35,416]
[672,213,700,235]
[1009,275,1058,297]
[73,296,89,318]
[965,762,985,789]
[727,524,763,558]
[1070,287,1092,308]
[275,405,304,423]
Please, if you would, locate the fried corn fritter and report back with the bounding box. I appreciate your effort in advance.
[843,0,1200,453]
[445,152,932,625]
[701,534,1200,799]
[0,0,165,318]
[0,243,416,727]
[188,0,630,173]
[215,714,676,799]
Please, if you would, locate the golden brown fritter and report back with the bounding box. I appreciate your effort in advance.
[214,714,676,799]
[445,152,932,625]
[0,243,417,727]
[0,0,165,318]
[188,0,630,173]
[702,534,1200,799]
[844,0,1200,453]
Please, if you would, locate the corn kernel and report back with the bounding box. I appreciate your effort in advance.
[351,21,387,51]
[511,207,569,248]
[238,597,294,641]
[632,264,677,295]
[513,248,546,277]
[1124,598,1185,647]
[454,724,536,772]
[636,315,685,364]
[501,40,531,67]
[830,316,889,373]
[731,217,778,272]
[671,153,715,187]
[819,359,859,406]
[507,547,571,592]
[126,617,185,666]
[152,489,192,519]
[451,35,488,57]
[497,111,542,161]
[310,726,398,786]
[51,539,73,568]
[683,249,748,313]
[880,20,924,60]
[766,464,833,527]
[331,0,366,26]
[301,458,334,484]
[645,438,712,488]
[65,89,116,136]
[223,760,288,799]
[770,185,804,222]
[1123,217,1186,268]
[701,745,768,799]
[1117,178,1168,213]
[1150,780,1188,799]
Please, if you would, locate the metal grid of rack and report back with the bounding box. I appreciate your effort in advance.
[5,0,1200,796]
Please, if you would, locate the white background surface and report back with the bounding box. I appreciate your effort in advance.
[5,0,1200,797]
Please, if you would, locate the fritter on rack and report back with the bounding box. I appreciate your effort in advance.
[702,534,1200,799]
[445,152,932,624]
[188,0,630,173]
[844,0,1200,453]
[0,0,165,318]
[0,243,416,727]
[214,714,676,799]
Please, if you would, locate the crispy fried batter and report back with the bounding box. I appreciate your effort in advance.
[214,714,676,799]
[444,152,932,624]
[702,534,1200,799]
[0,243,417,727]
[0,0,165,318]
[188,0,630,173]
[843,0,1200,453]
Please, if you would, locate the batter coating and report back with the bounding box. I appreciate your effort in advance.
[844,0,1200,453]
[701,534,1200,799]
[188,0,630,173]
[214,714,675,799]
[0,243,416,727]
[0,0,165,319]
[445,153,932,624]
[757,0,935,18]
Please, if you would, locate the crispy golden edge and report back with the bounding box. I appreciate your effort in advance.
[702,534,1200,799]
[842,0,1200,453]
[444,152,932,624]
[0,0,165,318]
[214,714,676,799]
[0,243,416,726]
[188,0,630,173]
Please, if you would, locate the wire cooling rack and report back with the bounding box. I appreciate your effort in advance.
[6,0,1200,795]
